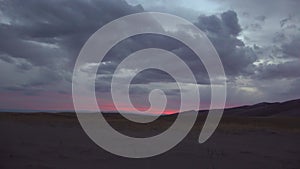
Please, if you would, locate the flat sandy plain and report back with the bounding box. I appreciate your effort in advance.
[1,112,300,169]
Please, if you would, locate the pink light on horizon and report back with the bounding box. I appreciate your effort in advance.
[0,91,179,114]
[0,91,237,114]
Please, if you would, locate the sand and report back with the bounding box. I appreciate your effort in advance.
[1,113,300,169]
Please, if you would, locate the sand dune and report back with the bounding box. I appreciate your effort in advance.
[1,107,300,169]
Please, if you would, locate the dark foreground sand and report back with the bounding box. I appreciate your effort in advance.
[1,113,300,169]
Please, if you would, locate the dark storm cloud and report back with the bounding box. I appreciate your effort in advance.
[220,10,242,36]
[251,33,300,81]
[131,69,176,84]
[195,10,257,76]
[0,0,143,66]
[0,0,143,94]
[0,0,258,97]
[0,0,299,110]
[104,10,257,86]
[95,34,187,88]
[255,60,300,80]
[92,10,259,108]
[0,66,64,95]
[99,10,257,82]
[0,54,32,70]
[281,35,300,58]
[0,24,66,67]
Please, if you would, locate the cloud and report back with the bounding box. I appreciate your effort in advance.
[0,0,143,65]
[281,35,300,58]
[212,0,300,17]
[287,78,300,98]
[0,0,299,111]
[255,15,266,22]
[221,10,242,36]
[0,0,143,94]
[280,15,293,28]
[195,10,257,76]
[255,60,300,80]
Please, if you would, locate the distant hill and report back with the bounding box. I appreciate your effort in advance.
[199,99,300,117]
[1,99,299,117]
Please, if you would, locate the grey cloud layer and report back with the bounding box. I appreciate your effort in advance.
[0,0,299,109]
[0,0,143,95]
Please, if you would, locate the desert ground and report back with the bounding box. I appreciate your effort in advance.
[1,112,300,169]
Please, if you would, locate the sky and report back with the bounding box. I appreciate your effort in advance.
[0,0,299,113]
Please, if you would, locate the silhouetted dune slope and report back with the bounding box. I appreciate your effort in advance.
[212,99,300,117]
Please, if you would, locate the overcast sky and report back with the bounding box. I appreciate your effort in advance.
[0,0,299,113]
